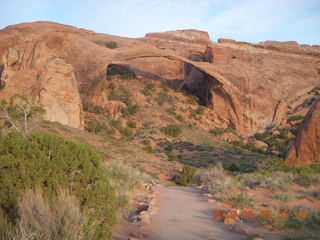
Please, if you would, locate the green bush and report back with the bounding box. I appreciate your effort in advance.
[209,128,223,136]
[166,153,177,161]
[0,130,117,239]
[254,131,270,141]
[161,124,182,138]
[119,128,133,138]
[83,102,106,115]
[195,165,237,195]
[85,120,109,134]
[287,115,304,122]
[175,165,197,186]
[156,90,168,105]
[122,104,139,117]
[141,83,155,96]
[108,85,133,106]
[295,174,312,187]
[110,119,122,130]
[228,193,255,208]
[106,41,118,49]
[225,163,240,172]
[142,139,151,145]
[281,233,320,240]
[166,107,176,115]
[127,120,136,128]
[175,114,184,122]
[142,145,153,153]
[195,106,205,115]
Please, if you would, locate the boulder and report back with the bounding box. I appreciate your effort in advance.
[252,140,268,151]
[272,130,280,136]
[138,211,150,225]
[218,38,236,44]
[285,100,320,166]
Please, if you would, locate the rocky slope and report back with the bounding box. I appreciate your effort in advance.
[0,21,319,136]
[285,99,320,166]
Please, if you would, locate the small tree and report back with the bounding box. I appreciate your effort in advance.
[175,165,197,186]
[106,41,118,49]
[0,94,45,137]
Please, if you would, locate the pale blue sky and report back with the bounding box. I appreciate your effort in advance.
[1,0,319,44]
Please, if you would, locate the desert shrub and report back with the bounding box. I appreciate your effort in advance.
[142,145,153,153]
[0,94,45,137]
[0,209,13,240]
[0,130,117,239]
[161,124,182,138]
[228,193,256,208]
[0,82,5,91]
[209,128,223,136]
[110,119,122,130]
[11,188,95,240]
[141,83,154,96]
[257,156,286,171]
[195,106,205,115]
[106,41,118,49]
[194,165,237,195]
[254,131,270,141]
[239,171,294,191]
[85,120,109,134]
[119,73,135,79]
[119,128,133,138]
[281,233,320,240]
[175,165,197,186]
[166,107,176,115]
[164,145,173,152]
[156,90,168,105]
[272,193,295,203]
[127,120,136,128]
[108,85,132,106]
[261,206,320,230]
[122,104,139,117]
[258,207,287,229]
[83,102,106,115]
[166,153,177,161]
[175,114,184,122]
[185,95,199,105]
[108,82,116,89]
[225,163,240,172]
[295,164,320,175]
[295,174,312,187]
[104,160,152,195]
[142,139,151,145]
[287,115,304,122]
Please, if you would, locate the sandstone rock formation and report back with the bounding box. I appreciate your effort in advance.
[285,99,320,167]
[0,21,319,135]
[104,100,127,120]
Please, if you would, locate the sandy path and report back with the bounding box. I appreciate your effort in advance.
[145,187,245,240]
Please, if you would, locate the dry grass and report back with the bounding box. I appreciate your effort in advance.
[2,188,95,240]
[194,164,238,196]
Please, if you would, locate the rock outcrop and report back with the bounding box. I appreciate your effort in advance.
[285,100,320,167]
[0,21,319,135]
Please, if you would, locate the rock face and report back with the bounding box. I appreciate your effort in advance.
[285,100,320,167]
[104,101,127,120]
[0,21,319,135]
[145,29,211,45]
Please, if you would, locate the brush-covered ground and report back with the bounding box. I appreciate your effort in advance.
[0,74,319,240]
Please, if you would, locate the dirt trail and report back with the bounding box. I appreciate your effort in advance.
[147,187,245,240]
[114,187,246,240]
